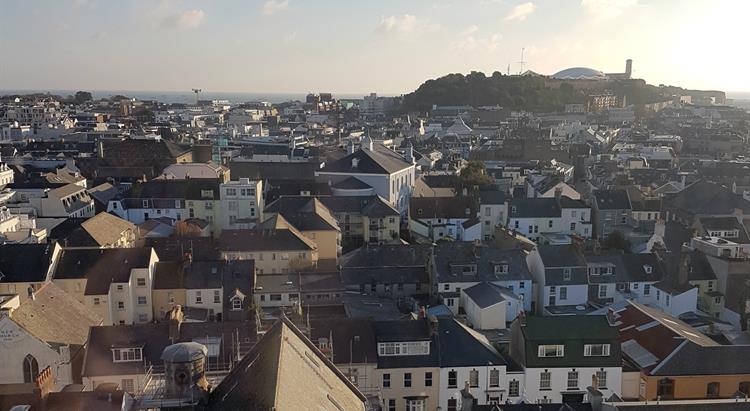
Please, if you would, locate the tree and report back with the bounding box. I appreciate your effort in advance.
[74,91,93,104]
[457,161,493,193]
[603,230,631,252]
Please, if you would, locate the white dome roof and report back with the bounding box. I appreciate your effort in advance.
[552,67,606,80]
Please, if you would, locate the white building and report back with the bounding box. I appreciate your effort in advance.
[218,178,263,231]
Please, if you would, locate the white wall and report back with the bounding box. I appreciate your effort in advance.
[523,367,622,403]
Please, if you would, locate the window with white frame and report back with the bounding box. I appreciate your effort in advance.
[137,296,147,305]
[377,341,430,356]
[136,277,146,287]
[469,369,479,387]
[196,291,202,304]
[596,370,608,389]
[538,345,564,358]
[598,285,607,299]
[112,347,143,363]
[563,268,571,281]
[567,370,579,388]
[232,297,242,310]
[540,370,551,390]
[406,399,424,411]
[559,286,567,300]
[489,369,500,387]
[214,290,221,303]
[584,344,611,357]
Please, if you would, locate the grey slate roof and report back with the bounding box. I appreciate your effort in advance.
[594,189,632,210]
[0,244,54,283]
[463,282,508,308]
[319,145,412,175]
[666,180,750,216]
[53,248,153,295]
[434,242,532,283]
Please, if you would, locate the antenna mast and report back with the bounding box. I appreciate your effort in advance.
[517,47,525,75]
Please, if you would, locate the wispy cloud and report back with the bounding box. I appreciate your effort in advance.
[504,2,536,21]
[262,0,289,16]
[162,9,205,30]
[451,25,501,52]
[376,14,438,34]
[581,0,637,21]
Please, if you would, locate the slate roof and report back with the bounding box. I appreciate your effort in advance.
[463,282,510,309]
[68,212,135,247]
[83,320,256,378]
[585,253,665,284]
[229,161,320,181]
[0,244,54,283]
[330,176,372,190]
[126,179,221,200]
[434,242,532,283]
[218,225,316,252]
[264,197,340,232]
[53,248,153,295]
[509,196,587,219]
[666,180,750,216]
[479,190,508,205]
[11,282,103,346]
[309,318,377,365]
[698,216,750,243]
[594,189,632,210]
[340,244,433,268]
[319,144,412,175]
[153,261,185,290]
[410,196,477,219]
[208,317,365,410]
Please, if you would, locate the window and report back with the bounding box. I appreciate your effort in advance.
[548,220,553,228]
[406,399,424,411]
[137,296,147,305]
[485,207,492,216]
[232,298,243,310]
[121,379,134,392]
[739,381,750,396]
[377,341,430,356]
[559,286,567,300]
[214,290,221,303]
[596,370,608,389]
[116,284,124,291]
[644,284,651,295]
[117,301,125,310]
[425,372,432,387]
[448,370,457,388]
[707,382,720,398]
[226,188,237,196]
[447,399,457,411]
[570,222,577,231]
[563,268,571,280]
[657,378,674,399]
[138,313,148,322]
[23,354,39,383]
[469,369,479,387]
[509,380,520,397]
[666,294,670,306]
[568,370,579,389]
[585,344,611,357]
[382,373,390,388]
[386,399,396,411]
[93,297,100,305]
[196,291,202,304]
[540,370,551,390]
[538,345,564,357]
[113,348,143,363]
[404,372,412,388]
[270,294,282,301]
[599,285,607,299]
[136,278,146,287]
[489,369,500,387]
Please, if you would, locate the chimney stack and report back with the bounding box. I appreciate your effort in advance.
[678,253,690,285]
[625,59,633,79]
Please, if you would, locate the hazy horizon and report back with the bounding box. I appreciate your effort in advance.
[1,0,749,94]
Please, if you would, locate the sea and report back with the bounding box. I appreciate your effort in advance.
[0,90,376,104]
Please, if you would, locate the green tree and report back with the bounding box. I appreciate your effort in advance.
[457,161,493,193]
[74,91,93,104]
[603,230,631,252]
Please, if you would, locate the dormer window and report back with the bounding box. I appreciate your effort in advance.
[563,268,572,281]
[495,264,509,275]
[112,347,143,363]
[643,265,653,274]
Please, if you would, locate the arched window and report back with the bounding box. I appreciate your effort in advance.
[23,354,39,383]
[707,382,720,398]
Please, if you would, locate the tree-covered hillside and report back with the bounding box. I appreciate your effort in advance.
[402,71,586,112]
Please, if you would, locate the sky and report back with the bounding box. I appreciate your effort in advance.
[1,0,748,95]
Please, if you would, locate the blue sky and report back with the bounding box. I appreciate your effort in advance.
[1,0,747,94]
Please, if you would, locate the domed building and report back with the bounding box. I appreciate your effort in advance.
[551,67,607,80]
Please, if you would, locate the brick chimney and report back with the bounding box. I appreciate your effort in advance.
[34,366,55,398]
[168,305,184,343]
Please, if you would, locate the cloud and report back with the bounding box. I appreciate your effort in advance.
[451,25,501,52]
[262,0,289,16]
[163,9,205,29]
[90,31,108,40]
[581,0,637,20]
[505,2,536,21]
[376,14,438,34]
